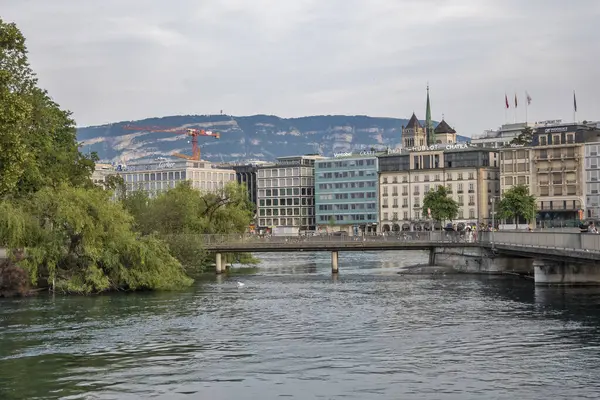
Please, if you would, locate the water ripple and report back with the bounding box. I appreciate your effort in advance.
[1,251,600,399]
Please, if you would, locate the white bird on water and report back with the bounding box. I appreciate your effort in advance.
[236,281,245,288]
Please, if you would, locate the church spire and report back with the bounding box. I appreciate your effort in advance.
[425,84,434,146]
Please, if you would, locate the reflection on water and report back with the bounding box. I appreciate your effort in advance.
[1,251,600,400]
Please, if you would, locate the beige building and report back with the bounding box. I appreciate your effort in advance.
[402,114,457,148]
[116,157,236,196]
[500,123,600,226]
[378,146,500,231]
[92,163,117,188]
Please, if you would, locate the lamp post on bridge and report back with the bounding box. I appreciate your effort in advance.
[490,196,501,251]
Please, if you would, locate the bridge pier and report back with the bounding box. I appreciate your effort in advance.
[533,259,600,286]
[428,248,436,266]
[215,253,223,274]
[331,251,339,273]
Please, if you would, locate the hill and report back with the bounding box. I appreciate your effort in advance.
[76,114,469,163]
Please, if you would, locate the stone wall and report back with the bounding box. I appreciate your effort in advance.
[434,247,533,275]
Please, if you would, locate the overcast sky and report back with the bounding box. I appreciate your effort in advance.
[2,0,599,135]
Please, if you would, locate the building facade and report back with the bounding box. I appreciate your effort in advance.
[256,155,325,234]
[314,152,379,234]
[471,122,535,149]
[378,146,500,232]
[116,158,236,196]
[585,142,600,220]
[92,163,116,188]
[500,123,600,226]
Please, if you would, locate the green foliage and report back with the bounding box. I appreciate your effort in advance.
[497,184,537,228]
[422,186,459,225]
[0,185,192,294]
[122,181,254,273]
[510,126,533,146]
[0,18,93,197]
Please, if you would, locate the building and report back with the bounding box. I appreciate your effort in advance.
[217,160,272,206]
[585,141,600,219]
[92,163,116,188]
[256,155,325,234]
[471,122,535,148]
[500,122,600,226]
[314,152,380,235]
[378,145,500,232]
[116,157,236,196]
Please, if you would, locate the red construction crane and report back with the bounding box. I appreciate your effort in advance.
[123,125,220,161]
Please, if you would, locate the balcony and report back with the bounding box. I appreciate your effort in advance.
[392,205,399,208]
[539,181,549,186]
[382,205,389,208]
[552,180,563,185]
[402,204,408,208]
[382,193,388,196]
[457,190,464,194]
[468,190,475,193]
[392,192,399,197]
[402,192,408,196]
[414,192,421,196]
[458,203,464,206]
[413,204,421,208]
[468,202,475,206]
[566,179,577,184]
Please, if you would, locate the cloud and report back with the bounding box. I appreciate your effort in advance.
[2,0,600,135]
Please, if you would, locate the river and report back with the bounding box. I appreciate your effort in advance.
[1,251,600,399]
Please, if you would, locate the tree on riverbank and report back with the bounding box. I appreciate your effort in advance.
[422,186,459,227]
[497,185,537,229]
[0,185,192,294]
[0,19,195,295]
[122,181,256,273]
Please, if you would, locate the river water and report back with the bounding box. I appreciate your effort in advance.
[1,251,600,400]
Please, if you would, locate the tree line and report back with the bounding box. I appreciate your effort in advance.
[0,19,254,296]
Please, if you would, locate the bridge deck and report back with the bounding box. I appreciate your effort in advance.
[198,231,600,263]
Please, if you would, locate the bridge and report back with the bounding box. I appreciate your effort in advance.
[201,231,600,285]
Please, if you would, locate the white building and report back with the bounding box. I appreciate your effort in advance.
[470,122,535,148]
[256,155,325,234]
[116,158,236,196]
[585,142,600,220]
[378,146,500,231]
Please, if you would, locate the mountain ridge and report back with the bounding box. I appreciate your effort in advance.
[76,114,469,163]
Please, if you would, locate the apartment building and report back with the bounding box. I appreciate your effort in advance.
[314,152,380,234]
[256,155,325,234]
[585,142,600,219]
[116,158,236,196]
[378,146,500,232]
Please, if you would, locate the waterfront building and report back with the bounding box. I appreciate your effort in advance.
[585,141,600,219]
[499,122,600,226]
[378,145,500,232]
[116,157,236,196]
[314,151,380,235]
[256,155,325,234]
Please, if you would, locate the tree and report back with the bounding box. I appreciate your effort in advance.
[0,19,94,197]
[497,184,537,229]
[510,126,533,146]
[122,181,255,273]
[0,185,193,294]
[422,186,459,227]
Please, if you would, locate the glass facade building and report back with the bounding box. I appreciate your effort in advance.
[315,153,379,234]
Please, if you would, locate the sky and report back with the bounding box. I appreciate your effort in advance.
[2,0,599,136]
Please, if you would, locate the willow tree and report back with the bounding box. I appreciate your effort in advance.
[0,185,193,294]
[122,181,255,273]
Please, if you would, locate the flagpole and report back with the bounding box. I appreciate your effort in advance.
[573,90,577,123]
[525,102,528,123]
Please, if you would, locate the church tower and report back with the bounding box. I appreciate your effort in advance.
[402,113,427,148]
[425,85,435,146]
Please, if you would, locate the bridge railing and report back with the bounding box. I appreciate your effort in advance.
[198,231,476,245]
[479,231,600,252]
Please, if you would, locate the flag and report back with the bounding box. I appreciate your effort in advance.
[514,93,518,108]
[573,91,577,112]
[505,94,509,109]
[526,91,532,105]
